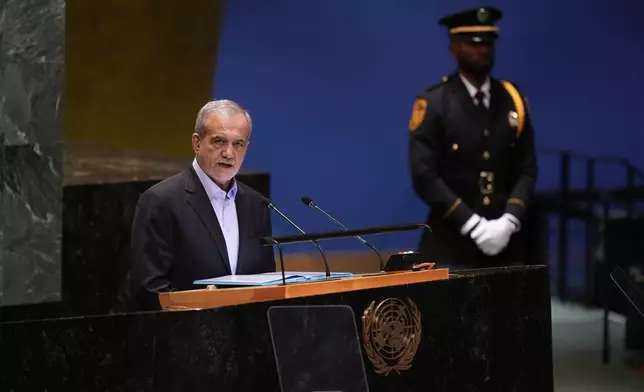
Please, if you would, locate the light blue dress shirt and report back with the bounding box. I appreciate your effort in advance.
[192,159,240,274]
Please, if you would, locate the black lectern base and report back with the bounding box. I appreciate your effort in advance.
[0,266,553,392]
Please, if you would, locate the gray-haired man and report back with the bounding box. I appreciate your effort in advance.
[127,100,275,310]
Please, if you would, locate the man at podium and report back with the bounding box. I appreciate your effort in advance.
[126,100,275,310]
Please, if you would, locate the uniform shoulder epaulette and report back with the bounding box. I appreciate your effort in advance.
[419,75,452,96]
[409,76,451,132]
[500,79,528,136]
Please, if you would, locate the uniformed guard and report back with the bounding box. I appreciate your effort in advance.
[408,6,538,268]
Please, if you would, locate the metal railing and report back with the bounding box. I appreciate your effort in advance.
[537,147,644,300]
[535,147,644,364]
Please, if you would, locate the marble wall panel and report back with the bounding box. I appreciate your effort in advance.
[0,0,64,306]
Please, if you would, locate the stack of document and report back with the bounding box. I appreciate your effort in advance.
[193,271,354,287]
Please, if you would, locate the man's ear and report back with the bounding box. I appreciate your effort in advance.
[191,133,201,154]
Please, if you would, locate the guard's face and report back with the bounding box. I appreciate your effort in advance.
[192,112,250,190]
[451,40,495,76]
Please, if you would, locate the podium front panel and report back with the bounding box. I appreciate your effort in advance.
[268,305,370,392]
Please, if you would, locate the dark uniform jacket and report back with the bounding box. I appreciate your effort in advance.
[409,72,538,268]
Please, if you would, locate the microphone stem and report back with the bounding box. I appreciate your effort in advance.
[314,205,349,230]
[310,241,331,278]
[313,204,384,271]
[269,204,331,278]
[364,241,384,271]
[270,204,307,234]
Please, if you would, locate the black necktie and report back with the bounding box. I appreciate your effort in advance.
[474,91,487,110]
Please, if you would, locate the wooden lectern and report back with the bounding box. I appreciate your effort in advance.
[159,268,449,310]
[1,216,554,392]
[0,265,553,391]
[144,225,554,391]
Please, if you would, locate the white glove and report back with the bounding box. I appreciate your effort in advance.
[470,214,518,256]
[460,214,483,236]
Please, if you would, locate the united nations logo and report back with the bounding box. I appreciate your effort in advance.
[361,297,422,376]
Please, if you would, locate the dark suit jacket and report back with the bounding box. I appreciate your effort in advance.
[127,166,275,310]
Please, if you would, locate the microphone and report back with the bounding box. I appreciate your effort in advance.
[301,196,384,271]
[260,196,331,278]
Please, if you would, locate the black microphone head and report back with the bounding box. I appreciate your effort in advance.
[301,196,315,207]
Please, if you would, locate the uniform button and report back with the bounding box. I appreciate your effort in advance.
[483,151,490,160]
[486,184,492,191]
[483,129,490,137]
[452,143,459,151]
[483,196,491,205]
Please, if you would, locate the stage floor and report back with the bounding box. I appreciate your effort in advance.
[552,298,644,391]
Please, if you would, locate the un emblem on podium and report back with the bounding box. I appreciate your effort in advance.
[361,297,422,376]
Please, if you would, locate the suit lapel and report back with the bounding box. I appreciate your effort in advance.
[184,167,231,274]
[233,184,250,274]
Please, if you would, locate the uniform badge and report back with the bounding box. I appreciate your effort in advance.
[408,98,427,132]
[508,111,519,128]
[477,8,489,23]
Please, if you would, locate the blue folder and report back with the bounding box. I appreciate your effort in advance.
[193,271,354,287]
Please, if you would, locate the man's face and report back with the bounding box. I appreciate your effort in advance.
[451,39,495,77]
[192,111,250,190]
